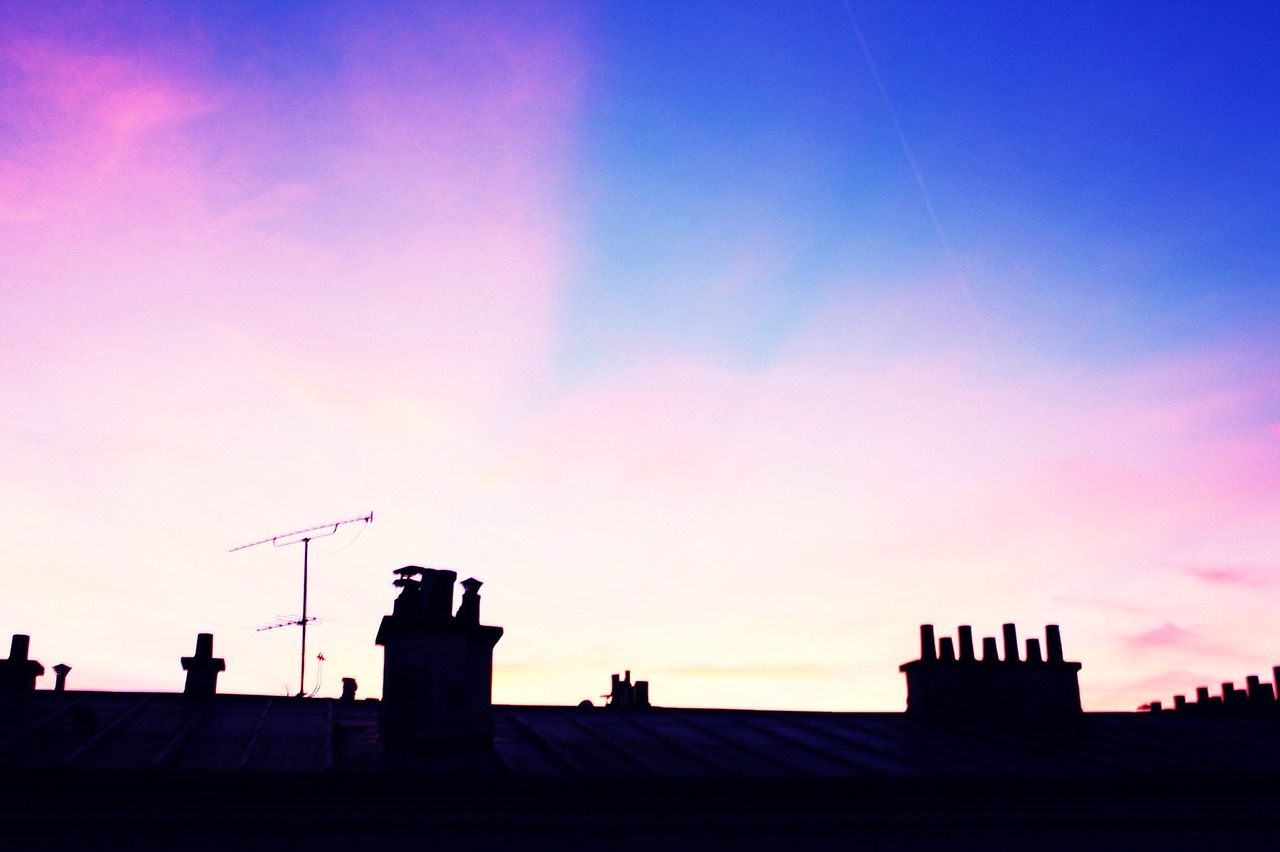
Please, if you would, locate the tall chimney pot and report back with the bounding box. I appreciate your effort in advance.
[1002,624,1019,663]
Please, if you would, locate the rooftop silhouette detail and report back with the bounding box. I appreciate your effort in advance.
[375,567,503,757]
[1144,666,1280,716]
[899,623,1082,716]
[0,634,44,698]
[605,670,650,710]
[180,633,226,697]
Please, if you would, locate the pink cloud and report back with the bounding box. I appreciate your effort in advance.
[1127,622,1195,651]
[0,38,216,221]
[1182,565,1279,589]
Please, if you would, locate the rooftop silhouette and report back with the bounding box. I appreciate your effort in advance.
[3,565,1280,847]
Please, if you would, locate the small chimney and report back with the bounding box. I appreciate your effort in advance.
[0,634,45,697]
[340,677,358,702]
[900,623,1082,716]
[180,633,226,697]
[52,663,71,692]
[1156,671,1280,715]
[606,670,651,710]
[375,567,504,754]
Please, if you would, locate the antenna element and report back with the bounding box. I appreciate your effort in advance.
[231,512,373,697]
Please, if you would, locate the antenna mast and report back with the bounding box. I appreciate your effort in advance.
[231,512,373,697]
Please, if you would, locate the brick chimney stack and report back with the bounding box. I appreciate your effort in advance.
[375,567,503,753]
[900,623,1082,716]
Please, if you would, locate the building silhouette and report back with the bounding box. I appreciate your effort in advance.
[2,567,1280,849]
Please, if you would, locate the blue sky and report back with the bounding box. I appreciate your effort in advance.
[565,0,1280,371]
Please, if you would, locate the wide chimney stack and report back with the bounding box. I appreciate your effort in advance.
[900,623,1082,717]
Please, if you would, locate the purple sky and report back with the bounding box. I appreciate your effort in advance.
[2,1,1279,710]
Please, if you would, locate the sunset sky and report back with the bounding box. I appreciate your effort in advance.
[2,1,1278,711]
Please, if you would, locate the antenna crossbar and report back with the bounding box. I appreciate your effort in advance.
[229,512,374,552]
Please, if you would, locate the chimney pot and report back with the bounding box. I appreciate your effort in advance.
[456,577,483,624]
[919,625,937,662]
[937,637,956,662]
[1002,624,1019,663]
[418,569,458,623]
[52,663,71,692]
[1025,638,1043,664]
[1045,625,1064,663]
[957,626,975,662]
[981,637,999,663]
[341,677,358,702]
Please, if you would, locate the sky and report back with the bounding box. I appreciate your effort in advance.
[2,0,1278,711]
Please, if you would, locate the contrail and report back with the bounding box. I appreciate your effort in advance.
[842,0,979,324]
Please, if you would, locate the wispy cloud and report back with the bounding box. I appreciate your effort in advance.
[1123,622,1250,661]
[1182,565,1279,589]
[1127,622,1195,651]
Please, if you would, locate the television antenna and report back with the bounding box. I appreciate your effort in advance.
[231,512,373,697]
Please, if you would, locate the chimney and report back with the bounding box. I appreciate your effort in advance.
[52,663,71,692]
[340,677,358,702]
[375,567,504,753]
[0,634,44,697]
[180,633,226,697]
[899,623,1083,717]
[606,670,651,710]
[1143,666,1280,716]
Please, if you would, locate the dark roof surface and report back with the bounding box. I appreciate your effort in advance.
[5,690,1280,779]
